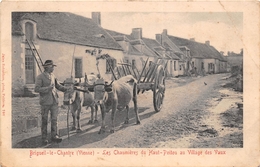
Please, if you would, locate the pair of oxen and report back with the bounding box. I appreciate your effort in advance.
[63,75,141,134]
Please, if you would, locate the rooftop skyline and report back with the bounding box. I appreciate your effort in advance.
[75,12,243,54]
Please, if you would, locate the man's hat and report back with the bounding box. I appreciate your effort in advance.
[43,60,56,67]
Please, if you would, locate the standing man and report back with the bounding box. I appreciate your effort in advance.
[35,60,68,145]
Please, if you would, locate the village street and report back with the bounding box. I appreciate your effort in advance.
[13,73,243,148]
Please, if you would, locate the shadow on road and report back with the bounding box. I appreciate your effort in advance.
[13,107,155,148]
[13,135,43,148]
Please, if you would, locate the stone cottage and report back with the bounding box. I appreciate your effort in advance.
[12,12,124,96]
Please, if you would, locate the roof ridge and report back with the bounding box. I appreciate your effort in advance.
[12,12,123,50]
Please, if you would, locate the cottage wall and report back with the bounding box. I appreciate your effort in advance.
[157,34,184,76]
[178,62,185,76]
[192,58,203,74]
[124,55,147,72]
[167,60,179,77]
[12,36,124,96]
[37,40,124,82]
[167,60,172,77]
[12,36,25,95]
[171,60,179,77]
[215,59,220,73]
[203,58,216,74]
[116,40,148,74]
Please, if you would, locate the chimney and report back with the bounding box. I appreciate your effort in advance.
[156,34,162,45]
[162,29,167,35]
[205,40,210,46]
[190,38,195,41]
[220,51,224,55]
[92,12,101,26]
[131,28,142,39]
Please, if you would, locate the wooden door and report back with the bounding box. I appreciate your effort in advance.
[75,58,83,78]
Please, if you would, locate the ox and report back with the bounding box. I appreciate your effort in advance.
[63,77,98,133]
[93,75,141,133]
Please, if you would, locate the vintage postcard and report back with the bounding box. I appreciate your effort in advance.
[1,1,259,167]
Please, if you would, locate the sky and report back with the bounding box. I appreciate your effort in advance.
[75,12,243,54]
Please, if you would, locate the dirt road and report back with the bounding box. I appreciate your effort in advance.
[13,73,243,148]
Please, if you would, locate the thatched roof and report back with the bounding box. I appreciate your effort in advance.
[12,12,122,50]
[168,35,225,61]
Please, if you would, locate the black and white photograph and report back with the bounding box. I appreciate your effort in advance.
[1,1,259,167]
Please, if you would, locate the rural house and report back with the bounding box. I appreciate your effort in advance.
[105,29,147,75]
[128,28,162,70]
[163,33,227,74]
[12,12,124,96]
[142,37,180,77]
[156,30,189,76]
[106,28,172,78]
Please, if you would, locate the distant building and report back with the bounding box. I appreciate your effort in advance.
[142,36,180,77]
[156,30,186,76]
[106,28,180,78]
[226,50,243,72]
[158,30,227,75]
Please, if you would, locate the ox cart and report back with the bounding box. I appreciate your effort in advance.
[107,58,167,112]
[74,58,167,112]
[63,57,167,136]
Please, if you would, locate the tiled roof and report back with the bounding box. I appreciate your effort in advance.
[105,29,134,40]
[106,29,180,59]
[142,38,166,58]
[142,38,180,60]
[106,29,164,58]
[167,35,223,60]
[163,45,182,60]
[12,12,122,50]
[12,12,25,35]
[162,42,184,59]
[129,39,144,45]
[127,44,142,55]
[105,29,142,55]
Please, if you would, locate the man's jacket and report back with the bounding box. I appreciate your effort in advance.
[35,72,66,105]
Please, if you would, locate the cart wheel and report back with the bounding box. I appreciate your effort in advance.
[153,65,165,112]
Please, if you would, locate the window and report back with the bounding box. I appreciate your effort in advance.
[132,59,136,68]
[25,49,35,70]
[25,48,35,84]
[25,22,34,41]
[201,62,204,69]
[180,65,182,70]
[106,58,116,73]
[174,61,176,71]
[75,58,83,78]
[192,61,194,68]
